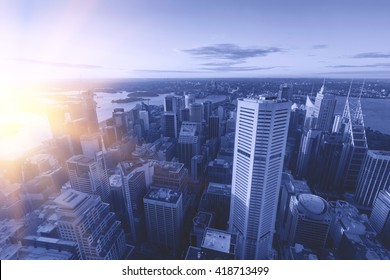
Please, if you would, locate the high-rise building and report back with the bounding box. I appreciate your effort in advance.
[304,96,316,130]
[312,133,344,192]
[338,90,368,192]
[66,154,110,203]
[139,110,150,131]
[313,85,337,132]
[152,161,188,192]
[80,133,103,158]
[178,122,200,169]
[118,162,148,242]
[203,101,213,123]
[162,112,178,138]
[229,97,290,259]
[143,188,183,256]
[285,194,331,249]
[81,91,99,133]
[54,189,126,260]
[185,94,195,109]
[370,190,390,248]
[277,172,311,241]
[295,129,321,180]
[164,95,183,114]
[208,116,220,139]
[278,83,292,101]
[189,103,204,123]
[206,158,232,184]
[355,150,390,208]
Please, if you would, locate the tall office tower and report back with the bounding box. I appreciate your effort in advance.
[303,96,316,130]
[229,97,290,259]
[66,154,110,203]
[118,163,147,242]
[206,158,232,184]
[295,129,321,180]
[139,110,149,131]
[208,116,220,139]
[277,172,311,242]
[313,85,337,132]
[312,133,344,192]
[80,133,103,158]
[189,103,204,123]
[54,190,126,260]
[152,161,188,192]
[191,155,204,181]
[112,108,128,139]
[278,83,292,101]
[332,114,342,133]
[80,91,99,133]
[285,194,331,249]
[338,89,368,192]
[355,150,390,207]
[162,112,178,138]
[203,101,213,123]
[370,190,390,247]
[200,182,231,230]
[178,122,200,169]
[143,188,183,256]
[185,94,195,108]
[179,108,190,123]
[164,95,183,114]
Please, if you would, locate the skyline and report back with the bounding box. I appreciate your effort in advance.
[1,0,390,87]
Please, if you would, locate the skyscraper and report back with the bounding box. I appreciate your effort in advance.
[66,154,110,203]
[162,112,178,138]
[143,188,183,256]
[118,162,148,242]
[285,194,331,249]
[313,85,337,132]
[189,103,204,123]
[229,97,290,259]
[338,87,368,192]
[54,189,126,260]
[295,129,321,180]
[208,116,220,139]
[355,150,390,207]
[370,190,390,247]
[178,122,200,169]
[81,91,99,133]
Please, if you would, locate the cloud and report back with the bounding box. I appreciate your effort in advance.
[312,44,328,49]
[353,52,390,58]
[182,44,282,62]
[134,69,205,74]
[13,58,102,69]
[199,66,281,72]
[328,63,390,68]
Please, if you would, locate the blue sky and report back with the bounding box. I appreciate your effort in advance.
[1,0,390,80]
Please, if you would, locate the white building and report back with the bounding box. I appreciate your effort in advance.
[54,189,126,260]
[229,96,290,259]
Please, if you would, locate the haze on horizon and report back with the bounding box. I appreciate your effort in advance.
[1,0,390,86]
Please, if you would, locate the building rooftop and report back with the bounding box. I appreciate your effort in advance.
[154,161,184,174]
[298,194,328,215]
[109,175,122,188]
[179,122,198,136]
[208,159,230,168]
[368,150,390,158]
[207,182,231,196]
[53,190,89,210]
[193,211,213,230]
[202,228,232,254]
[144,188,181,204]
[67,154,95,165]
[118,160,144,176]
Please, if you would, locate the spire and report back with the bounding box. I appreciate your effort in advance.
[359,80,365,100]
[319,78,326,95]
[346,80,353,100]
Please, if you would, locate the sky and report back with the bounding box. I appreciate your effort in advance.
[1,0,390,83]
